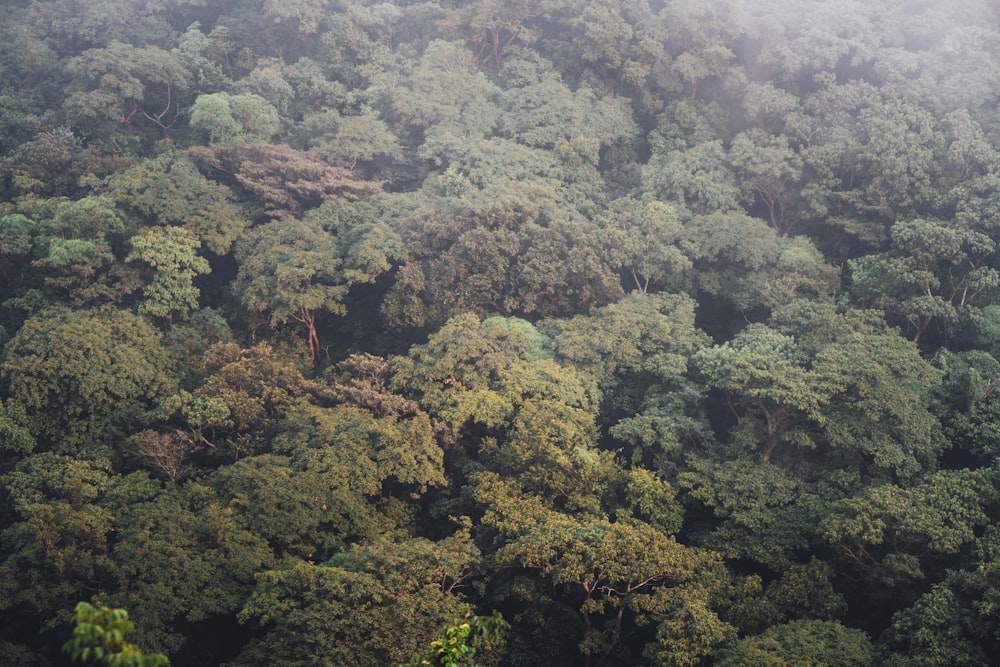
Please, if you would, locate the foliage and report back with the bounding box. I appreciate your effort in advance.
[188,142,381,219]
[716,619,874,667]
[4,0,1000,664]
[1,308,176,450]
[126,226,210,321]
[233,531,479,667]
[63,602,169,667]
[397,608,510,667]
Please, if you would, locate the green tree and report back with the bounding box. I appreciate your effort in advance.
[106,152,251,255]
[63,602,168,667]
[878,585,988,666]
[390,313,609,509]
[261,0,332,41]
[297,195,408,295]
[2,195,139,309]
[693,323,835,464]
[210,398,445,561]
[233,216,345,363]
[694,305,946,479]
[398,608,510,667]
[1,308,176,451]
[163,341,325,459]
[876,523,1000,665]
[303,111,401,176]
[716,619,874,667]
[850,216,1000,343]
[188,93,280,144]
[478,477,731,667]
[126,226,210,323]
[0,126,91,197]
[820,468,993,589]
[383,190,621,329]
[1,453,116,626]
[103,478,273,655]
[64,41,191,148]
[679,211,839,315]
[934,348,1000,462]
[0,211,33,291]
[596,198,690,293]
[658,0,745,101]
[440,0,539,70]
[391,40,501,168]
[233,531,480,667]
[543,292,711,465]
[678,457,825,570]
[644,139,740,215]
[728,128,803,235]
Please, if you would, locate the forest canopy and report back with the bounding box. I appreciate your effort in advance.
[3,0,1000,665]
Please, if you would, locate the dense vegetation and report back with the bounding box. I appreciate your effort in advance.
[3,0,1000,664]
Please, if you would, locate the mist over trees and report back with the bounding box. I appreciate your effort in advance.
[3,0,1000,664]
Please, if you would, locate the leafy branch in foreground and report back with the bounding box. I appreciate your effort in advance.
[398,608,510,667]
[63,602,169,667]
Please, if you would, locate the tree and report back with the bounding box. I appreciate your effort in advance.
[477,477,731,667]
[820,468,993,590]
[211,399,444,559]
[0,126,92,197]
[543,291,710,458]
[1,453,117,626]
[440,0,539,70]
[529,0,666,94]
[298,195,408,294]
[233,531,480,667]
[188,142,381,219]
[679,210,839,315]
[799,307,947,480]
[1,308,176,451]
[163,341,326,458]
[304,111,401,176]
[0,211,33,290]
[658,0,745,101]
[878,585,988,666]
[2,195,140,309]
[126,226,210,323]
[261,0,332,41]
[397,608,510,667]
[188,93,280,144]
[233,216,345,363]
[716,619,874,667]
[390,40,501,168]
[846,95,943,220]
[693,323,835,464]
[63,602,168,667]
[850,216,1000,343]
[678,457,825,570]
[382,190,621,329]
[596,198,690,293]
[64,42,191,149]
[103,478,273,655]
[875,523,1000,665]
[644,139,740,215]
[729,128,804,235]
[0,399,34,458]
[390,314,608,508]
[934,347,1000,463]
[107,151,251,255]
[694,305,946,479]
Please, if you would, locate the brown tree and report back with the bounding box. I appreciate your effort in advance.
[188,142,381,218]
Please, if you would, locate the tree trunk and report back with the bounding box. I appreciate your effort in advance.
[297,306,321,364]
